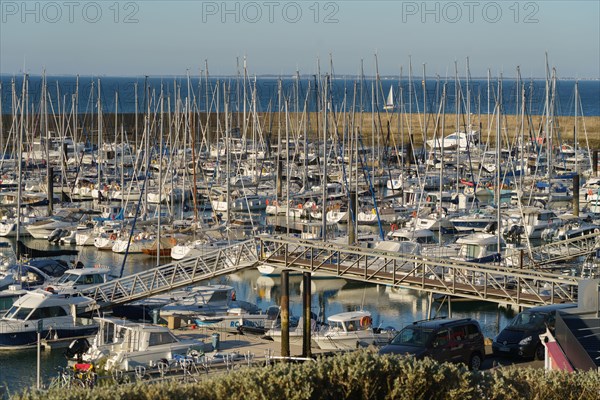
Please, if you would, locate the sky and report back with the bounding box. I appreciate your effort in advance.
[1,0,599,78]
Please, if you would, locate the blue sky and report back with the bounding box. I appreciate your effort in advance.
[1,1,599,78]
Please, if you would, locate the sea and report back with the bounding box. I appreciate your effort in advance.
[0,232,517,397]
[1,76,599,117]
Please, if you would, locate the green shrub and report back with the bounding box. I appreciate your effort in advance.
[11,350,600,400]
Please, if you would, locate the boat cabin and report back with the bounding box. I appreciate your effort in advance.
[327,311,373,333]
[52,267,112,294]
[456,233,504,263]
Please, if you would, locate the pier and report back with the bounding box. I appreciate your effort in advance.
[79,232,599,311]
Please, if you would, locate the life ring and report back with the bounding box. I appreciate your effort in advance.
[45,287,56,293]
[589,189,594,196]
[390,223,398,231]
[426,196,431,202]
[411,211,417,218]
[231,291,236,301]
[109,233,117,240]
[360,316,372,328]
[594,228,600,234]
[266,199,269,206]
[298,204,303,209]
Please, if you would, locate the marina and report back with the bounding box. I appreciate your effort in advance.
[0,69,599,396]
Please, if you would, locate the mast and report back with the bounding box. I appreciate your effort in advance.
[134,82,138,154]
[225,82,231,233]
[399,66,405,205]
[574,80,578,174]
[15,74,27,260]
[321,74,328,241]
[42,70,51,215]
[97,79,102,202]
[496,75,502,258]
[187,72,199,224]
[157,83,164,266]
[144,77,150,220]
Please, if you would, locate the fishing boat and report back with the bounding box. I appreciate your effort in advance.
[0,289,98,350]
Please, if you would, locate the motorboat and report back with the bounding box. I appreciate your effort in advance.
[78,317,202,371]
[0,289,98,350]
[313,310,393,350]
[49,266,113,295]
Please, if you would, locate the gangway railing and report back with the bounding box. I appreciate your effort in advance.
[257,236,581,308]
[526,231,600,266]
[82,240,258,308]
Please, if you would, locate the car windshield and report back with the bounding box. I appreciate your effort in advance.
[391,326,434,346]
[508,312,547,330]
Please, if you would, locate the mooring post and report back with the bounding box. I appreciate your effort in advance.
[426,292,433,319]
[281,269,290,357]
[302,272,312,358]
[348,190,356,245]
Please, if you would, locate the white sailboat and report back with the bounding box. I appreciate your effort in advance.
[384,86,395,110]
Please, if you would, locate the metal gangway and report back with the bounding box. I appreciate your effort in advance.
[257,236,581,308]
[82,240,259,308]
[526,231,600,266]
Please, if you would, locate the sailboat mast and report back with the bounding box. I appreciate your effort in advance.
[322,74,328,241]
[187,73,199,224]
[496,75,502,257]
[157,84,163,267]
[15,74,27,260]
[225,82,231,233]
[97,79,102,202]
[574,80,578,173]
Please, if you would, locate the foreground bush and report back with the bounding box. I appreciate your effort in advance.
[12,350,600,400]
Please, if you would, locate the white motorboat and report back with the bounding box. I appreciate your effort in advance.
[313,310,393,350]
[0,289,98,350]
[79,317,202,371]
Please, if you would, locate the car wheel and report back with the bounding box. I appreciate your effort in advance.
[534,344,545,361]
[469,353,482,371]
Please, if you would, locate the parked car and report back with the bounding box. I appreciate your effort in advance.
[379,317,486,370]
[492,303,577,360]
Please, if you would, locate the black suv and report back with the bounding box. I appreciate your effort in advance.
[492,303,576,360]
[379,318,486,370]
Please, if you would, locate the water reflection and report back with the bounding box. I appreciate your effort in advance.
[227,269,515,339]
[0,239,516,396]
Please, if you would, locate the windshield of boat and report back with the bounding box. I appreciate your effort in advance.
[3,306,33,320]
[507,311,547,330]
[57,273,79,284]
[390,326,434,347]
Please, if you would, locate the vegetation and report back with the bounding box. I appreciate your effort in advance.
[11,350,600,400]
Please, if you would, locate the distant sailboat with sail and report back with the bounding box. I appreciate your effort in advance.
[384,85,395,110]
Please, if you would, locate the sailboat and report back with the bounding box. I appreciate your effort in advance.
[383,86,395,110]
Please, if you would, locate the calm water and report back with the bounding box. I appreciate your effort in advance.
[0,236,517,397]
[1,76,599,116]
